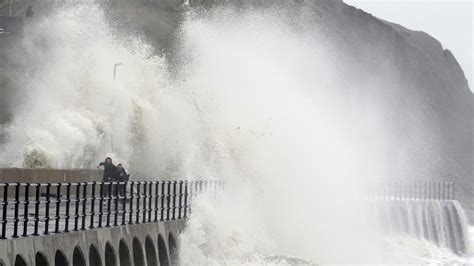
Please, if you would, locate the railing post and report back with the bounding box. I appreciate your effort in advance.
[450,182,453,200]
[148,182,153,222]
[73,183,80,231]
[89,182,96,229]
[33,183,40,236]
[106,182,112,227]
[166,182,171,221]
[160,182,165,221]
[427,182,431,200]
[154,182,159,222]
[136,182,141,224]
[12,183,20,238]
[44,183,51,235]
[114,182,119,226]
[142,182,147,224]
[121,182,128,225]
[54,183,62,233]
[452,182,455,200]
[98,182,104,228]
[178,181,183,219]
[423,182,427,200]
[437,182,441,200]
[172,181,177,220]
[442,182,446,200]
[183,181,188,218]
[64,183,71,232]
[129,182,134,225]
[81,183,87,230]
[1,184,9,239]
[22,183,30,237]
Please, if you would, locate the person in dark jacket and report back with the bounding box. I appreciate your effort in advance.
[98,157,116,181]
[115,164,130,199]
[98,157,117,196]
[115,164,129,182]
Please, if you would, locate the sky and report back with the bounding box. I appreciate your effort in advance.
[344,0,473,92]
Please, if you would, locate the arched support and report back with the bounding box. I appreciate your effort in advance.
[145,236,158,266]
[35,252,49,266]
[73,247,86,266]
[105,242,117,266]
[89,245,102,266]
[132,238,146,266]
[55,250,69,266]
[157,234,170,266]
[118,240,132,266]
[14,255,27,266]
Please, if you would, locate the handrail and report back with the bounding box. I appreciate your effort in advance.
[0,180,223,239]
[366,181,455,201]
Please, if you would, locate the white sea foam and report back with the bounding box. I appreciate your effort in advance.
[0,2,469,264]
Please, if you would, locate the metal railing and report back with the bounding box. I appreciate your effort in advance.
[366,181,455,201]
[0,180,222,239]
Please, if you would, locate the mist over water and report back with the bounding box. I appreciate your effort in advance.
[0,2,471,264]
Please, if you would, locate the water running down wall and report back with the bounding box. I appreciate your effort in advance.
[374,199,469,255]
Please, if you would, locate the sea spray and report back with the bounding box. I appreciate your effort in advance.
[0,1,468,264]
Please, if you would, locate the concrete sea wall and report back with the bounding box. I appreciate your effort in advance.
[0,220,185,266]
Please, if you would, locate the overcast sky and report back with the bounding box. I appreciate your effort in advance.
[344,0,473,92]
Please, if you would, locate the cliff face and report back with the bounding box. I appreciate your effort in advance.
[317,0,473,218]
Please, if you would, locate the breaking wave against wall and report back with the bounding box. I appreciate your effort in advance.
[374,200,470,255]
[0,1,473,264]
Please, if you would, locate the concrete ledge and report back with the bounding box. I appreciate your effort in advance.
[0,168,102,183]
[0,220,185,266]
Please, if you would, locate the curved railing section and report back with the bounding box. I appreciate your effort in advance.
[0,180,222,239]
[366,181,455,201]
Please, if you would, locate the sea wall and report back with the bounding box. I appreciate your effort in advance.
[0,219,184,266]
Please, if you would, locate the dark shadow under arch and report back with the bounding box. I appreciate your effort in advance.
[14,255,27,266]
[168,233,178,266]
[132,238,145,266]
[89,245,102,266]
[105,242,117,266]
[157,234,170,266]
[119,240,132,266]
[145,236,158,266]
[55,250,68,266]
[36,252,49,266]
[73,247,86,266]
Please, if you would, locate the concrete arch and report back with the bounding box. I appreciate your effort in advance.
[118,240,132,266]
[35,252,49,266]
[14,255,27,266]
[54,250,68,266]
[73,247,86,266]
[105,242,117,266]
[157,234,169,266]
[145,236,158,266]
[89,245,102,266]
[168,233,178,266]
[132,238,146,266]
